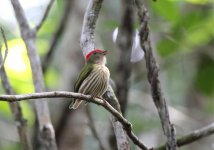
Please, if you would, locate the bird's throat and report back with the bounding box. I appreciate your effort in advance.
[88,56,107,65]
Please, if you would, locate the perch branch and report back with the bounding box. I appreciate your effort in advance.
[115,0,134,115]
[0,92,214,149]
[0,29,31,150]
[35,0,54,32]
[10,0,57,149]
[154,122,214,150]
[135,1,177,150]
[0,91,148,150]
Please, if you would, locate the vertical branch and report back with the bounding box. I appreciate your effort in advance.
[10,0,57,149]
[0,28,32,150]
[80,0,103,56]
[80,0,130,149]
[135,1,177,150]
[115,0,134,115]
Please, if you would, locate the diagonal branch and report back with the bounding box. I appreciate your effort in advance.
[103,86,130,150]
[42,0,73,73]
[135,1,177,150]
[0,29,31,150]
[10,0,57,149]
[0,91,148,150]
[154,123,214,150]
[35,0,54,32]
[104,85,148,150]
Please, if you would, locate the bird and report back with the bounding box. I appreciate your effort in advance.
[69,49,110,109]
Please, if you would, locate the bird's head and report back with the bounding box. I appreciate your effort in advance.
[85,49,107,65]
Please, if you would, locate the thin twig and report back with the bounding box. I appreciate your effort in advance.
[42,0,73,73]
[135,1,177,150]
[154,123,214,150]
[35,0,54,32]
[86,106,107,150]
[0,27,9,69]
[0,35,31,150]
[0,91,148,150]
[10,0,57,149]
[115,0,134,115]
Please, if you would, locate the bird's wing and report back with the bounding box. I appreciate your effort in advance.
[74,64,93,92]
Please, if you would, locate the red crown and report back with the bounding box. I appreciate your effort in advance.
[85,49,105,60]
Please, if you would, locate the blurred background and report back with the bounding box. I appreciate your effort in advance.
[0,0,213,150]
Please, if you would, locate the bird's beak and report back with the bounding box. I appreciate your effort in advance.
[101,50,108,55]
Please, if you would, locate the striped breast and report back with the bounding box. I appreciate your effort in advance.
[78,64,110,97]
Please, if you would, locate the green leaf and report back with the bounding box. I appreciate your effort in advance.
[151,0,180,23]
[170,0,214,4]
[181,15,214,51]
[157,38,179,57]
[195,54,214,96]
[157,10,214,57]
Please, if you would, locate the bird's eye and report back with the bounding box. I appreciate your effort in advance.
[94,53,97,55]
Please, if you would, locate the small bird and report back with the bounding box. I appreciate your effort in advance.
[69,49,110,109]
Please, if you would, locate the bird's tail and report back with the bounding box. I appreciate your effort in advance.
[69,99,83,109]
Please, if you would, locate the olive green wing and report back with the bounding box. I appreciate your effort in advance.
[69,64,93,109]
[74,64,93,92]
